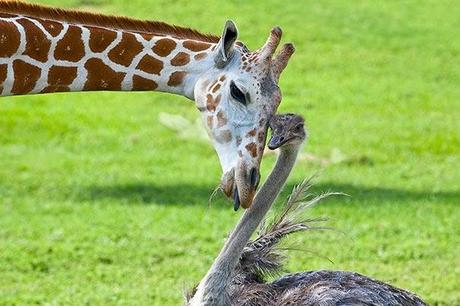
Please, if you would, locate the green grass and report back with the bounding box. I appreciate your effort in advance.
[1,0,459,305]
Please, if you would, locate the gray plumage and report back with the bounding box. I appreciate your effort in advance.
[187,113,427,306]
[227,179,427,306]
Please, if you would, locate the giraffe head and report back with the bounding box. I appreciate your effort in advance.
[194,21,295,210]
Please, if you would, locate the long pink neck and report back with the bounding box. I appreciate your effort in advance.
[0,13,216,98]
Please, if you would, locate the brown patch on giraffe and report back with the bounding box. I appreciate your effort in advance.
[84,58,125,91]
[41,19,63,37]
[143,32,157,40]
[0,64,7,84]
[216,110,227,128]
[11,60,40,95]
[132,75,158,91]
[211,83,221,93]
[152,38,176,57]
[208,80,218,91]
[41,85,70,93]
[216,130,232,144]
[136,55,163,75]
[54,25,84,62]
[245,142,258,158]
[0,20,20,58]
[257,131,265,144]
[206,95,213,109]
[89,27,117,53]
[108,32,143,67]
[170,52,190,66]
[206,94,221,112]
[258,144,265,154]
[183,40,211,52]
[207,116,213,129]
[17,18,51,62]
[0,13,15,18]
[247,129,257,137]
[48,66,77,86]
[167,71,186,87]
[194,52,207,60]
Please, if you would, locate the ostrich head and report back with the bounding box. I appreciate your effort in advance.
[268,113,306,150]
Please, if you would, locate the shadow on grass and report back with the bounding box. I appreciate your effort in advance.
[78,182,459,206]
[295,183,459,206]
[79,183,227,207]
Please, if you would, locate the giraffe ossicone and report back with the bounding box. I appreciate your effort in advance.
[0,1,295,209]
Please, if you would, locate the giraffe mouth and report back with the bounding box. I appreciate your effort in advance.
[233,166,259,210]
[221,167,259,211]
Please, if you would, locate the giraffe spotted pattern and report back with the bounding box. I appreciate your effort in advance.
[0,13,212,96]
[0,2,298,210]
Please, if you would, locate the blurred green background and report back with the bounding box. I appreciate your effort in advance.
[0,0,459,305]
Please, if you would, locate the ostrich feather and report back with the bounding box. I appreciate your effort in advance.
[236,176,342,283]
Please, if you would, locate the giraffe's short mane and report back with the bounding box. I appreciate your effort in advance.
[0,0,220,43]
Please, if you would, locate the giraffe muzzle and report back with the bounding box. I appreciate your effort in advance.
[233,167,259,211]
[221,162,260,210]
[233,165,260,210]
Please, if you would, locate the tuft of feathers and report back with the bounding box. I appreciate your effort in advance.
[235,175,342,284]
[185,175,335,302]
[185,176,427,305]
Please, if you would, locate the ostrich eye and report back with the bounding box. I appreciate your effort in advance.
[230,81,246,105]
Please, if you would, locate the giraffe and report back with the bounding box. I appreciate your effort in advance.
[0,1,295,209]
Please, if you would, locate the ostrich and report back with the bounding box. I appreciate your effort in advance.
[187,113,427,306]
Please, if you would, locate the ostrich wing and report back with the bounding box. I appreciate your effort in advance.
[237,177,339,283]
[271,270,428,306]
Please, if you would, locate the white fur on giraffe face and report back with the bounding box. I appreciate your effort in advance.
[194,45,281,208]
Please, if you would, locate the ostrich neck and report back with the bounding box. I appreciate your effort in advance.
[190,144,301,305]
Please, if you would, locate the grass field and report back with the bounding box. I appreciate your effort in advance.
[1,0,459,305]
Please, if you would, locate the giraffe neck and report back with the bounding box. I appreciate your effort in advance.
[0,13,215,98]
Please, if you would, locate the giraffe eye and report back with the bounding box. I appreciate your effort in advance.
[230,81,246,105]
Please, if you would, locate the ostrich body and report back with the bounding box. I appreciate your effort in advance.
[188,114,427,306]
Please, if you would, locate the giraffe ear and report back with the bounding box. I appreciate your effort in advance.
[215,20,238,68]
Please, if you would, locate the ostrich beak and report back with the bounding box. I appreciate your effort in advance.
[268,135,287,150]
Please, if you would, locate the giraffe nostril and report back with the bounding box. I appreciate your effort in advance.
[233,186,240,211]
[250,167,260,189]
